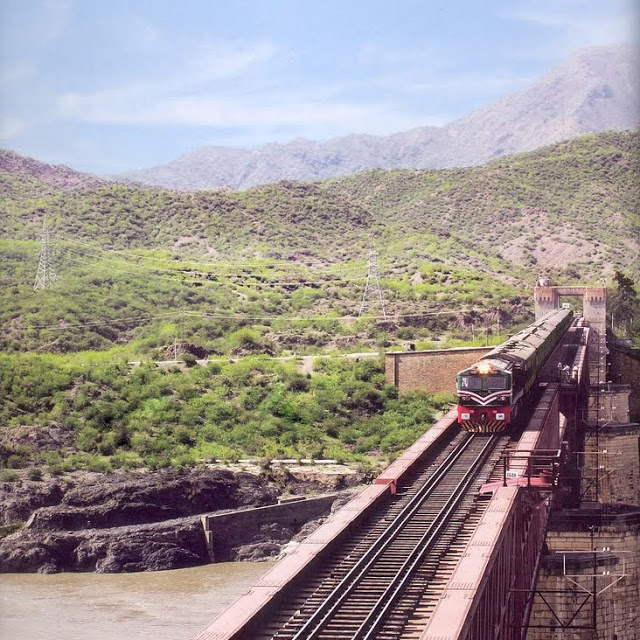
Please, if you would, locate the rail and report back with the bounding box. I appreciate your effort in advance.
[283,434,501,639]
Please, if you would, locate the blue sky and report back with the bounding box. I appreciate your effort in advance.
[0,0,636,174]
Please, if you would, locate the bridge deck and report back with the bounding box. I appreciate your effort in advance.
[193,324,587,640]
[193,413,458,640]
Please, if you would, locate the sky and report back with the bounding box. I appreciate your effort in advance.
[0,0,637,174]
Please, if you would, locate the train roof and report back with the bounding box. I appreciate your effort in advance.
[483,309,571,362]
[456,309,572,376]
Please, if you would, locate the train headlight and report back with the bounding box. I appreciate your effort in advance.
[496,413,505,420]
[461,412,471,420]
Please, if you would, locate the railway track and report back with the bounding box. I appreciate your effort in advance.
[252,430,510,640]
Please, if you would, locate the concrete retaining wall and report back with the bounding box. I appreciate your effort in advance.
[201,494,342,561]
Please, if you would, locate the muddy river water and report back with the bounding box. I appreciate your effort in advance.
[0,562,273,640]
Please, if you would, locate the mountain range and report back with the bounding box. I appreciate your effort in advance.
[120,45,639,190]
[1,128,638,277]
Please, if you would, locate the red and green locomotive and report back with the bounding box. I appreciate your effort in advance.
[456,309,572,433]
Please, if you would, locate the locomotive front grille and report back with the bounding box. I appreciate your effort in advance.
[459,420,506,433]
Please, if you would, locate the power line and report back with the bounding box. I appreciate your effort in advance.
[33,216,59,290]
[359,239,387,318]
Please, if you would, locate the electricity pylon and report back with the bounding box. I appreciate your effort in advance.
[359,240,386,318]
[33,216,58,290]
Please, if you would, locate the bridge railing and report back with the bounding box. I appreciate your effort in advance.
[502,449,562,489]
[421,487,553,640]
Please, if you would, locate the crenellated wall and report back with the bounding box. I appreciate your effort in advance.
[582,287,608,337]
[534,285,559,319]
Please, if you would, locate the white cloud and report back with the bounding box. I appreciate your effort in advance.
[54,38,281,140]
[54,38,438,139]
[52,32,457,145]
[57,88,430,138]
[504,0,637,55]
[0,116,30,140]
[57,39,277,111]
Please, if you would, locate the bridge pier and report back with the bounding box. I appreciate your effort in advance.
[525,324,640,639]
[527,508,640,640]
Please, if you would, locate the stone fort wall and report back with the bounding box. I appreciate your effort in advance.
[610,347,640,422]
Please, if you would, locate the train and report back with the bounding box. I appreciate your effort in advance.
[456,309,573,433]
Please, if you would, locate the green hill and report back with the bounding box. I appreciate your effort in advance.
[1,130,638,472]
[324,129,639,281]
[1,130,637,356]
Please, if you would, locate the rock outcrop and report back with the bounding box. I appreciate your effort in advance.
[0,465,361,573]
[0,468,279,573]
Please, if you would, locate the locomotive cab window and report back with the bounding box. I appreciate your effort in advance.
[460,376,482,390]
[487,376,508,390]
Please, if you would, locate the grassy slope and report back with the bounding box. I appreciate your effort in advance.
[1,130,638,473]
[2,131,637,355]
[325,129,639,282]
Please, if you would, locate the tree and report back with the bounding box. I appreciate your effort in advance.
[609,271,639,338]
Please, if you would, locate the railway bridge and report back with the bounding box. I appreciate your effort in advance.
[193,301,639,640]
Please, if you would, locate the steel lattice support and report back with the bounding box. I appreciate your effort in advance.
[33,216,58,290]
[358,240,386,318]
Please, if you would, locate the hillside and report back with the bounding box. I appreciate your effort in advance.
[324,130,640,278]
[120,45,639,190]
[1,130,639,477]
[0,129,638,359]
[0,149,111,192]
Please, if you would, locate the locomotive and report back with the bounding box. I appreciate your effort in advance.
[456,309,573,433]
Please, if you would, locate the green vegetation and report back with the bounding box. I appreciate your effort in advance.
[325,129,639,284]
[1,130,638,472]
[609,270,640,342]
[0,234,527,355]
[0,353,453,471]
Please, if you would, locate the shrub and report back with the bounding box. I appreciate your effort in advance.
[181,353,198,367]
[171,453,196,468]
[27,467,43,481]
[87,457,113,473]
[1,469,19,482]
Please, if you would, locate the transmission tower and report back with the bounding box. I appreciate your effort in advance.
[359,240,386,318]
[33,216,59,290]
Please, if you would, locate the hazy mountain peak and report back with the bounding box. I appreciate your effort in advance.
[120,45,639,190]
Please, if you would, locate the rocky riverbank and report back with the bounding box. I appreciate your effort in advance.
[0,464,362,574]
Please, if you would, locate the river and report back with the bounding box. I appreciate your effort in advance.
[0,562,273,640]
